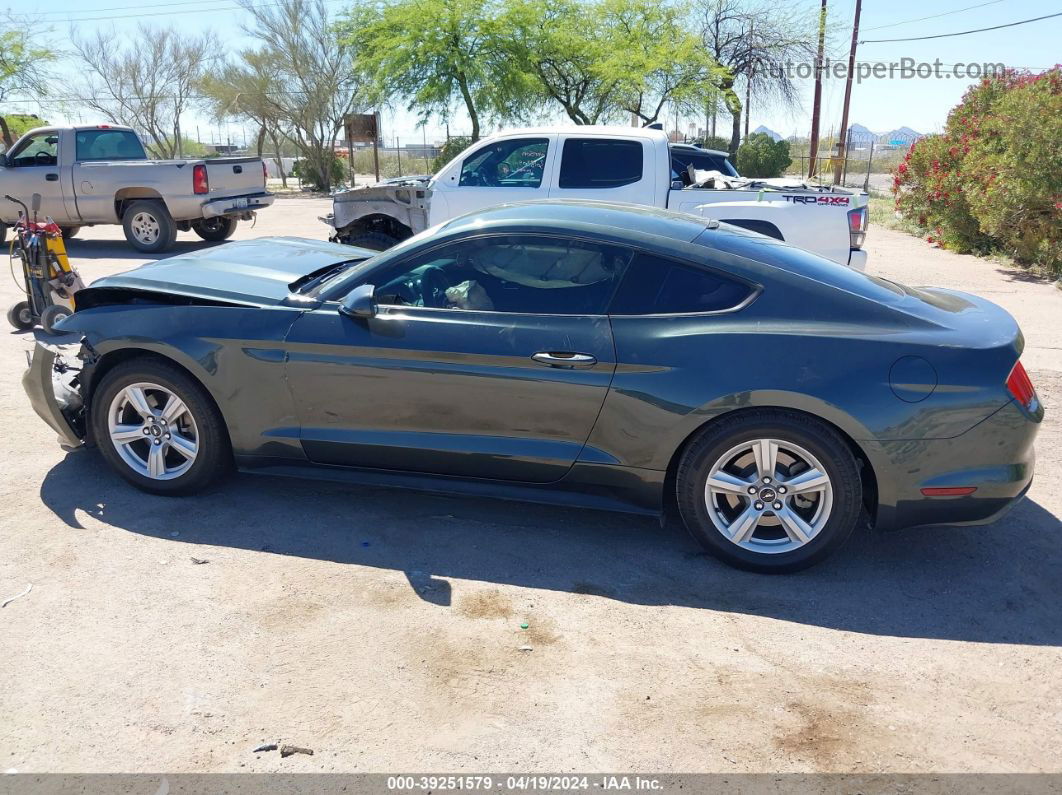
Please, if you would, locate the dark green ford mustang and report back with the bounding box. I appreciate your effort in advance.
[23,201,1042,572]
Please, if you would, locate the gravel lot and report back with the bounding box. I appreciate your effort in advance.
[1,197,1059,773]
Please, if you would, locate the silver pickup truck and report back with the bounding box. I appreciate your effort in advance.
[0,125,274,252]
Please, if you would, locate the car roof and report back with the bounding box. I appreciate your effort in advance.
[670,143,730,157]
[439,199,720,245]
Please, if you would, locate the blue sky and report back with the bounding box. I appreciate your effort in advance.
[5,0,1060,144]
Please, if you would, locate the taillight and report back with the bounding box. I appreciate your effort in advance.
[192,163,209,195]
[1006,360,1038,410]
[847,206,868,249]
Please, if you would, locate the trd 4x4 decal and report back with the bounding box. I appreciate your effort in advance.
[783,195,851,206]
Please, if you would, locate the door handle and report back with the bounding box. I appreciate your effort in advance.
[45,173,58,181]
[531,351,597,369]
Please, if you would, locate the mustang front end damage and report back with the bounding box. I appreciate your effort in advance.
[22,334,94,450]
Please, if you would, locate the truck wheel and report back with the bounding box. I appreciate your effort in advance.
[123,200,177,253]
[191,216,238,242]
[7,300,33,330]
[344,231,398,251]
[0,223,7,245]
[60,226,81,239]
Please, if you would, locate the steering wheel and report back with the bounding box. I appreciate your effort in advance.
[34,151,53,165]
[420,266,451,308]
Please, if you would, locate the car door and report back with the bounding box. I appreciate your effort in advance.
[2,130,74,223]
[547,135,654,207]
[283,233,632,483]
[428,136,556,225]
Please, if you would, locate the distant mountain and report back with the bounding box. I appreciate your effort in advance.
[752,125,782,142]
[878,126,923,143]
[847,123,878,143]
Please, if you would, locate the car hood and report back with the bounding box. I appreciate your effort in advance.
[83,237,374,307]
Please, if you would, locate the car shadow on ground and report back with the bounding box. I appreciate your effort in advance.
[39,450,1062,646]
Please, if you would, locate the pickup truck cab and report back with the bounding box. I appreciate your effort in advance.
[326,126,868,269]
[0,125,274,252]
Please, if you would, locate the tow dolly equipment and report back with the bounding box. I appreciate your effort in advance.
[5,192,86,334]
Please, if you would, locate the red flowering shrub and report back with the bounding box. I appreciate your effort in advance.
[893,67,1062,272]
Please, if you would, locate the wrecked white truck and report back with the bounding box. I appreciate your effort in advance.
[323,126,869,269]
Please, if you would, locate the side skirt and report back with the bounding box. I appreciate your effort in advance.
[235,456,665,517]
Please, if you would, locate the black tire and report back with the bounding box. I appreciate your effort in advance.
[60,226,81,239]
[90,358,232,496]
[7,300,33,330]
[191,216,238,242]
[676,410,863,574]
[343,231,398,251]
[40,303,71,334]
[0,223,7,245]
[122,200,178,253]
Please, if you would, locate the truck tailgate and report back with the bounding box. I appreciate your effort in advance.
[205,157,265,198]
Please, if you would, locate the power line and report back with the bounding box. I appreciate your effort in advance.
[860,0,1005,32]
[42,0,346,24]
[860,11,1062,43]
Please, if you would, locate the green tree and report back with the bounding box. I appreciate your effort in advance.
[736,132,791,177]
[431,135,472,171]
[341,0,525,142]
[239,0,360,191]
[200,51,293,186]
[0,20,58,148]
[599,0,723,126]
[500,0,622,125]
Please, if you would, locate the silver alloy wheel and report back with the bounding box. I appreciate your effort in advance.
[703,438,833,554]
[107,382,199,480]
[130,212,161,245]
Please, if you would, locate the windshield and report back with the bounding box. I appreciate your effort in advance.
[316,223,446,299]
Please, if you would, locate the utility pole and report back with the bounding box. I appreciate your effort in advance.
[808,0,827,178]
[834,0,862,185]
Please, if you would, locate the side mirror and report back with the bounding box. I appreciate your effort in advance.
[31,193,42,213]
[339,283,376,318]
[0,154,8,168]
[670,179,684,190]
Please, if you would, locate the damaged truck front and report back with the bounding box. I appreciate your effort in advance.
[323,177,431,250]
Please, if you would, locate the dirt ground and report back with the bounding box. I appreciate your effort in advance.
[1,197,1059,773]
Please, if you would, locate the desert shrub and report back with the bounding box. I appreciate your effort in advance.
[894,68,1062,272]
[431,136,472,173]
[695,135,732,152]
[736,133,792,177]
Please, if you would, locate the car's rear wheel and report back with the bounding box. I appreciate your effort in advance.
[91,359,231,495]
[676,410,862,573]
[191,216,238,242]
[122,200,177,253]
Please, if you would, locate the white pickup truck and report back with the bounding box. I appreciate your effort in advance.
[0,125,274,252]
[324,125,868,269]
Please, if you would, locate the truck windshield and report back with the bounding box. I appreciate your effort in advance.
[75,130,147,162]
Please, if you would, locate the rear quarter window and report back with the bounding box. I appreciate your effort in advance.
[559,139,643,189]
[610,252,754,315]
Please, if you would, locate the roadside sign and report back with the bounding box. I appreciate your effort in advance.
[345,113,379,143]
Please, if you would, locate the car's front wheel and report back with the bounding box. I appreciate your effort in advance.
[91,358,231,495]
[676,410,863,573]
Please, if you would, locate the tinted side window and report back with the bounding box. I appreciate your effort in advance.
[459,138,548,187]
[372,235,633,315]
[559,139,643,189]
[609,253,753,315]
[75,130,147,161]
